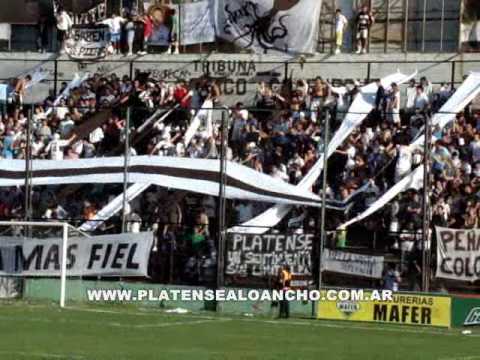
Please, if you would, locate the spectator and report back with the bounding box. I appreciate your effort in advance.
[55,7,73,54]
[355,5,374,54]
[334,9,348,55]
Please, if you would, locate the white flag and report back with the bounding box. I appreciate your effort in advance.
[215,0,322,54]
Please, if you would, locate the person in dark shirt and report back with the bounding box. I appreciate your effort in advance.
[355,6,374,54]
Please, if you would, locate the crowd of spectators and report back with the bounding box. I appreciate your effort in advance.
[0,67,479,286]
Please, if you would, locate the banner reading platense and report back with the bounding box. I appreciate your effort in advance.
[226,233,312,282]
[0,232,153,277]
[436,227,480,282]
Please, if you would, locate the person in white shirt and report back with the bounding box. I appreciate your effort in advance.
[102,14,126,54]
[388,83,401,125]
[55,8,73,53]
[334,9,348,55]
[395,144,413,182]
[414,86,429,111]
[405,79,417,112]
[45,133,69,160]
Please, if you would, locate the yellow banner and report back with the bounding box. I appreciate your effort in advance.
[318,291,451,328]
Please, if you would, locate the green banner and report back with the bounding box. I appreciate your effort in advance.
[452,296,480,327]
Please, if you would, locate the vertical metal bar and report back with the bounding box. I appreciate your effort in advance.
[451,61,456,88]
[318,110,330,297]
[421,0,427,52]
[121,107,131,233]
[368,0,373,53]
[422,113,431,292]
[217,110,228,293]
[403,0,409,53]
[384,0,390,53]
[458,0,465,52]
[440,0,445,52]
[367,62,372,83]
[53,59,58,96]
[24,107,33,222]
[60,222,68,308]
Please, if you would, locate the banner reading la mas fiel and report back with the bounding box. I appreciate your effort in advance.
[318,291,451,328]
[0,232,153,277]
[436,227,480,282]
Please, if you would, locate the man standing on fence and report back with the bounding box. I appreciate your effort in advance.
[334,9,348,55]
[355,5,374,54]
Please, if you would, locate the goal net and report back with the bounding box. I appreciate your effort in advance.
[0,221,86,308]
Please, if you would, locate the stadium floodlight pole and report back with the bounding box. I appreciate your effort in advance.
[122,108,131,233]
[217,109,228,293]
[422,112,432,292]
[317,109,330,315]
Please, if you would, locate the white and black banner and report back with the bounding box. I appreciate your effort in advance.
[215,0,322,54]
[0,277,21,299]
[226,233,313,280]
[180,1,215,45]
[0,156,322,207]
[322,249,384,279]
[436,227,480,282]
[65,25,109,60]
[0,232,153,277]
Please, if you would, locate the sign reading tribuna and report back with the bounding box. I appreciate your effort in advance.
[318,291,452,328]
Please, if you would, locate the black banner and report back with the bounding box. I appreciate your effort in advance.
[226,233,313,288]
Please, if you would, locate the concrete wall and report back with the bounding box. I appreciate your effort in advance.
[2,52,480,106]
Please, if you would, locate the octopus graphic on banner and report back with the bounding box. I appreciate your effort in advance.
[216,0,321,54]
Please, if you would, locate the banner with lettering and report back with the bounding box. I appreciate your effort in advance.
[460,0,480,51]
[0,232,153,277]
[65,25,110,60]
[436,227,480,282]
[180,1,215,45]
[322,249,384,279]
[215,0,322,54]
[226,233,313,288]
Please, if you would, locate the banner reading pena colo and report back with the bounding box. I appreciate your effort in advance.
[318,291,451,328]
[436,227,480,282]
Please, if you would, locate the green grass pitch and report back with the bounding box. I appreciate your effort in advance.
[1,302,479,360]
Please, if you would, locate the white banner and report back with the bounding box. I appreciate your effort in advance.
[215,0,322,54]
[0,232,153,277]
[0,23,11,41]
[180,1,215,45]
[322,248,384,279]
[184,100,213,146]
[0,277,21,299]
[0,84,7,102]
[65,25,109,60]
[436,227,480,282]
[232,71,417,234]
[0,156,322,207]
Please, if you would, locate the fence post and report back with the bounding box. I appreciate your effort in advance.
[366,62,372,83]
[422,112,432,292]
[121,107,131,233]
[217,110,228,295]
[129,60,134,80]
[451,61,456,88]
[316,109,330,316]
[53,59,58,96]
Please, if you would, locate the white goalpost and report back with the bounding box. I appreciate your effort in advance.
[0,220,87,308]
